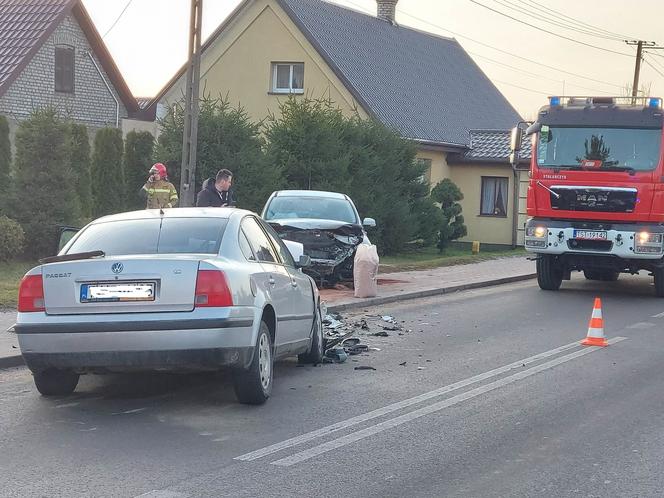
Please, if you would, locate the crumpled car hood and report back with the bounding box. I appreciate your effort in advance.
[268,218,364,281]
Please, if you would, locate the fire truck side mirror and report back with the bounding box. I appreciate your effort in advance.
[510,126,523,153]
[525,122,541,136]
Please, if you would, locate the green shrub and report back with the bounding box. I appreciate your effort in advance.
[432,178,468,251]
[67,123,92,219]
[0,115,10,214]
[11,109,79,259]
[0,216,25,261]
[124,131,155,210]
[156,97,282,212]
[92,127,124,216]
[265,97,432,254]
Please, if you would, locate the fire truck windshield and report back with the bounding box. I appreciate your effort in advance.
[536,126,662,172]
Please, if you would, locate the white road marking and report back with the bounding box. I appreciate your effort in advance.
[235,340,584,462]
[272,337,626,467]
[134,491,187,498]
[627,322,656,329]
[651,311,664,318]
[112,407,147,415]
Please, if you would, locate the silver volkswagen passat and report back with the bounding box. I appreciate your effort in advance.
[15,208,324,404]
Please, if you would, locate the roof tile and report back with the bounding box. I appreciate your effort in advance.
[279,0,522,146]
[0,0,71,93]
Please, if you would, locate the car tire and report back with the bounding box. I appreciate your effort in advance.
[233,321,273,405]
[298,302,324,364]
[33,369,79,396]
[536,254,563,291]
[654,268,664,297]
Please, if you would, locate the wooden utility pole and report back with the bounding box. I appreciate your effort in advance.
[179,0,203,207]
[625,40,662,104]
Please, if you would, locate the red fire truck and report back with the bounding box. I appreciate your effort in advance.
[513,96,664,296]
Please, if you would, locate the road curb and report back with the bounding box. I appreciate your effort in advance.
[0,353,24,370]
[326,273,537,313]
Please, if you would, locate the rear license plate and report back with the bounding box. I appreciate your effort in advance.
[80,282,155,303]
[573,230,608,240]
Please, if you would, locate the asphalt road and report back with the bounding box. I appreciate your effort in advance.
[2,273,664,497]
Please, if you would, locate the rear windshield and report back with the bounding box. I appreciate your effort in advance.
[264,196,358,224]
[66,218,228,256]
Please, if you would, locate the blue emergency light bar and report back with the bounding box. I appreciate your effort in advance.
[548,96,662,109]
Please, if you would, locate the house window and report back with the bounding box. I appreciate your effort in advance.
[55,45,75,93]
[480,177,508,217]
[271,63,304,94]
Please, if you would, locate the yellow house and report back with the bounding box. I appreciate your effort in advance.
[146,0,526,246]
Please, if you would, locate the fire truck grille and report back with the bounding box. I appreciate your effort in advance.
[550,187,637,213]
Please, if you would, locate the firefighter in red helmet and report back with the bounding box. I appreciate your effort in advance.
[141,163,179,209]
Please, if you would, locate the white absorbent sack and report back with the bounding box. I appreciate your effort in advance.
[354,244,379,298]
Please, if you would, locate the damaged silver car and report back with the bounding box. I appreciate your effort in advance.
[262,190,376,286]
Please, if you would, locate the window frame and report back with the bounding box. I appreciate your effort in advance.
[241,216,281,264]
[55,45,75,94]
[271,62,305,94]
[479,176,509,218]
[262,221,296,268]
[238,228,257,262]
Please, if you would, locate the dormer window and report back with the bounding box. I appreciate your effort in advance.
[271,63,304,94]
[55,45,75,93]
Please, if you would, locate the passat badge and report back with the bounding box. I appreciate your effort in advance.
[111,262,124,274]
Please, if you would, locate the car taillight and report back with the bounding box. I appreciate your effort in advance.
[195,270,233,307]
[18,275,45,312]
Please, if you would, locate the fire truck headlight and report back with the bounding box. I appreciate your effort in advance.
[635,232,664,254]
[527,226,547,238]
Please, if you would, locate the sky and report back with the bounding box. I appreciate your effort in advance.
[83,0,664,119]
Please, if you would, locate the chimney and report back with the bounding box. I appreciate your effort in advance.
[376,0,398,24]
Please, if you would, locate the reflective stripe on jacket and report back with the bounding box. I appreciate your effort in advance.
[143,180,178,209]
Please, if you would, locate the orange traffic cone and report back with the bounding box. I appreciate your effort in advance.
[581,297,608,347]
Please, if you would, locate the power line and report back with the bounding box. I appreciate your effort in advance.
[490,0,624,41]
[469,51,614,94]
[468,0,633,57]
[396,9,625,90]
[492,79,552,95]
[644,57,664,79]
[645,53,664,72]
[523,0,637,41]
[102,0,133,39]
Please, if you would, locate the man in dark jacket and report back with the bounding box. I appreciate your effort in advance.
[196,169,236,207]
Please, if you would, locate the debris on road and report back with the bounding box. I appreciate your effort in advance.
[354,366,376,371]
[399,361,407,366]
[320,310,407,366]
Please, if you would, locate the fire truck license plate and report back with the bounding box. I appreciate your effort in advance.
[573,230,607,240]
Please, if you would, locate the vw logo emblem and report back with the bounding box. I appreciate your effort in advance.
[111,263,124,274]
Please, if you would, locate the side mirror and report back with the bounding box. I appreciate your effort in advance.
[283,239,304,261]
[296,255,312,269]
[58,226,80,254]
[363,217,376,228]
[509,126,523,153]
[526,122,542,136]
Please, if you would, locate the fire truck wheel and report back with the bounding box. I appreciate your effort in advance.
[654,268,664,297]
[536,255,563,291]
